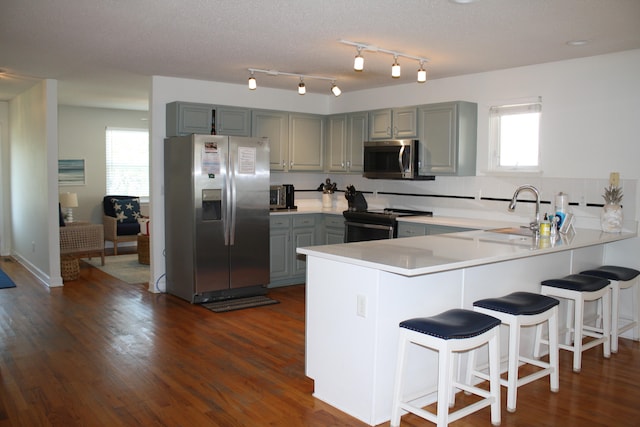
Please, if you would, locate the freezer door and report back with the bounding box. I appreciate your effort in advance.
[228,137,271,289]
[193,135,230,295]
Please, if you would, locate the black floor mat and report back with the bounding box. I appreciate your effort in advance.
[201,295,279,313]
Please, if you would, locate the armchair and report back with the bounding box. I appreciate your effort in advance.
[103,195,142,255]
[60,222,105,265]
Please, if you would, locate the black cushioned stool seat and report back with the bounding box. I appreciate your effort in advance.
[580,265,640,353]
[474,291,559,315]
[399,308,501,339]
[391,309,501,427]
[536,274,612,372]
[471,292,560,412]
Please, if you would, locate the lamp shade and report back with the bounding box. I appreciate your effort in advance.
[59,192,78,208]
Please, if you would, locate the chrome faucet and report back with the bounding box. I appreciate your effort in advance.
[508,185,541,233]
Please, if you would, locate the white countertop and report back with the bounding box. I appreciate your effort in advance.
[297,228,637,277]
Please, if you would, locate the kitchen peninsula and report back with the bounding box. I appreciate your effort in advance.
[297,228,636,425]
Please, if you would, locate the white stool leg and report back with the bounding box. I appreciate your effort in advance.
[602,289,611,358]
[610,280,621,353]
[633,280,640,340]
[436,343,453,427]
[390,330,408,427]
[488,330,501,426]
[506,318,520,412]
[572,293,584,373]
[549,305,560,392]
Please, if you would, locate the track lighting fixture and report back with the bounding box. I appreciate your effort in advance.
[340,39,429,84]
[331,82,341,97]
[391,56,401,78]
[417,61,427,83]
[247,68,341,96]
[354,47,364,71]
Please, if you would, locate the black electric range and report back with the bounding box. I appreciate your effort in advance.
[342,208,433,242]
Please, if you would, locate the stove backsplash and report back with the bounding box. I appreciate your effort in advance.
[271,172,638,232]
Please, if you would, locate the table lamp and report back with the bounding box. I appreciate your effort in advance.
[59,192,78,223]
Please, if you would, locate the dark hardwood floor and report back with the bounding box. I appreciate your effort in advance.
[0,255,638,426]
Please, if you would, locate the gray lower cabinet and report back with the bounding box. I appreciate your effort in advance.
[324,214,345,244]
[269,214,318,287]
[417,101,477,176]
[397,222,474,238]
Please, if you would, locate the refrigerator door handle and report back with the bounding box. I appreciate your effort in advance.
[223,166,231,246]
[229,151,237,246]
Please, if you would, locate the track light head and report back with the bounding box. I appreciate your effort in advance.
[354,47,364,71]
[417,62,427,83]
[391,56,401,78]
[331,82,341,97]
[248,71,257,90]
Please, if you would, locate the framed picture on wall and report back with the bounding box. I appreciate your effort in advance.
[58,159,86,186]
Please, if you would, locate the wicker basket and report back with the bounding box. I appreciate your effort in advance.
[61,255,80,281]
[137,234,150,265]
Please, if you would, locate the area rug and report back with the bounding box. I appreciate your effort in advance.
[201,295,279,313]
[0,267,17,289]
[82,254,150,284]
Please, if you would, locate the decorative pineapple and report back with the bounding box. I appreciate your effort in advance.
[601,184,623,233]
[602,184,623,205]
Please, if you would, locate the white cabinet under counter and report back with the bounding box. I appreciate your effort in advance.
[297,228,636,425]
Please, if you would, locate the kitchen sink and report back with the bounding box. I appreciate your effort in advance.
[485,226,535,237]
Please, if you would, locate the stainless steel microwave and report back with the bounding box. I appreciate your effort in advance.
[363,139,419,179]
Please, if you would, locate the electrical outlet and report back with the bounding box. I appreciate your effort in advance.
[357,295,367,317]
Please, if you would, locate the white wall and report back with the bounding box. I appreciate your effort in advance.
[0,101,10,256]
[9,80,61,286]
[58,106,149,224]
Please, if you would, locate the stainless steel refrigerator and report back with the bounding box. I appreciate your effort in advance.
[164,134,270,303]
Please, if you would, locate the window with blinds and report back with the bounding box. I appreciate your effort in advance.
[105,127,149,197]
[489,98,541,172]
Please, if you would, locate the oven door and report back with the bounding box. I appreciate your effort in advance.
[345,221,394,242]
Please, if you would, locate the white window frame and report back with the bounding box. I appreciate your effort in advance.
[105,127,149,199]
[488,98,542,173]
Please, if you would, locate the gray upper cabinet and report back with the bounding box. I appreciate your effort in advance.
[166,101,214,136]
[289,113,324,171]
[326,114,348,172]
[347,112,367,172]
[216,106,251,136]
[252,110,290,171]
[417,101,477,176]
[326,112,367,173]
[368,107,417,140]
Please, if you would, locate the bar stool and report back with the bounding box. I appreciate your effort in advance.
[535,274,611,373]
[469,292,560,413]
[579,265,640,353]
[390,308,501,427]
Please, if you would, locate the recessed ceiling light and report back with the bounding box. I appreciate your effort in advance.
[566,40,589,46]
[449,0,478,4]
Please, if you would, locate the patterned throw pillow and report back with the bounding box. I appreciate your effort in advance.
[110,197,142,224]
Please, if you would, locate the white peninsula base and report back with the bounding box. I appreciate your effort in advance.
[300,230,637,425]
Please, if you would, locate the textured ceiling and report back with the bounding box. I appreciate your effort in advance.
[1,0,639,110]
